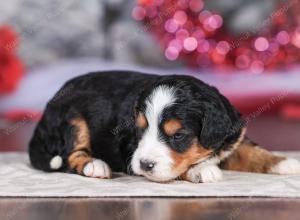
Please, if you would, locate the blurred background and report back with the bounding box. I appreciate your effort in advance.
[0,0,299,152]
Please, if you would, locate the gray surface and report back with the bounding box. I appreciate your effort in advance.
[1,152,300,197]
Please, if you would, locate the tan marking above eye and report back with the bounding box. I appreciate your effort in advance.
[163,119,182,136]
[136,112,148,129]
[170,139,213,175]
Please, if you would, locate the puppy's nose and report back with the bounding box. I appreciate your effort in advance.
[140,160,155,172]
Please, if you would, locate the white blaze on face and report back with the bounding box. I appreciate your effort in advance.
[131,85,178,182]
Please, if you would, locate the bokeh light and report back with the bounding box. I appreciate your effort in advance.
[174,10,188,25]
[276,31,290,45]
[133,0,300,73]
[165,46,179,60]
[165,19,179,33]
[216,41,230,55]
[183,37,198,51]
[131,6,146,21]
[251,60,264,74]
[189,0,204,13]
[254,37,269,52]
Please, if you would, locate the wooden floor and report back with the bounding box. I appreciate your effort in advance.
[0,115,300,220]
[0,198,300,220]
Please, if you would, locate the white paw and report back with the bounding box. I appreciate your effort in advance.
[186,165,223,183]
[270,158,300,175]
[83,159,112,178]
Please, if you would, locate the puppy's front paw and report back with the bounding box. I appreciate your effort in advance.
[83,159,112,178]
[185,165,223,183]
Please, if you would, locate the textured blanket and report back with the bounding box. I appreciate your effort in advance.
[1,152,300,197]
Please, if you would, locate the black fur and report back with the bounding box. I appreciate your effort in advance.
[29,70,242,174]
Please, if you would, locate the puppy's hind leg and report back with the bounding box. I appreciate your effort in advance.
[220,138,300,175]
[67,117,112,179]
[29,96,112,179]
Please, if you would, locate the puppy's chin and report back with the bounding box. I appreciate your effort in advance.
[132,165,180,183]
[141,172,178,183]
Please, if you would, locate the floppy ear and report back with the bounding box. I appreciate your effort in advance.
[200,103,233,149]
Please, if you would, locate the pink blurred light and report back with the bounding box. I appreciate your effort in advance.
[169,39,183,51]
[254,37,269,51]
[189,0,204,12]
[174,10,188,25]
[153,0,164,6]
[191,29,204,40]
[198,10,212,23]
[132,6,146,21]
[216,41,230,55]
[268,42,279,54]
[197,39,210,53]
[250,61,264,74]
[165,19,179,33]
[165,46,179,60]
[177,0,189,9]
[176,29,189,40]
[276,31,290,45]
[184,37,198,51]
[146,6,158,18]
[204,15,223,29]
[291,28,300,48]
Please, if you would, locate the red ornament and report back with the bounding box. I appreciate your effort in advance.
[132,0,300,73]
[0,26,24,94]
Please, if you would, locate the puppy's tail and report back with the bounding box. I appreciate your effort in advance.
[29,130,66,172]
[220,138,300,175]
[28,113,72,172]
[29,141,63,172]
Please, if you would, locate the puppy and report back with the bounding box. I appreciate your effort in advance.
[29,71,300,183]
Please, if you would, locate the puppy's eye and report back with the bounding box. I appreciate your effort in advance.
[173,132,185,141]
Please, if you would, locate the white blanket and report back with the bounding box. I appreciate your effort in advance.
[1,152,300,197]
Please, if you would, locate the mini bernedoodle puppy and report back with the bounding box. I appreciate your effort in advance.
[29,71,300,183]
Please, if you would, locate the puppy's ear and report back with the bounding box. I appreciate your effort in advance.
[200,103,232,149]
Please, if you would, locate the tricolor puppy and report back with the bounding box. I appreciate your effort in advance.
[29,71,300,183]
